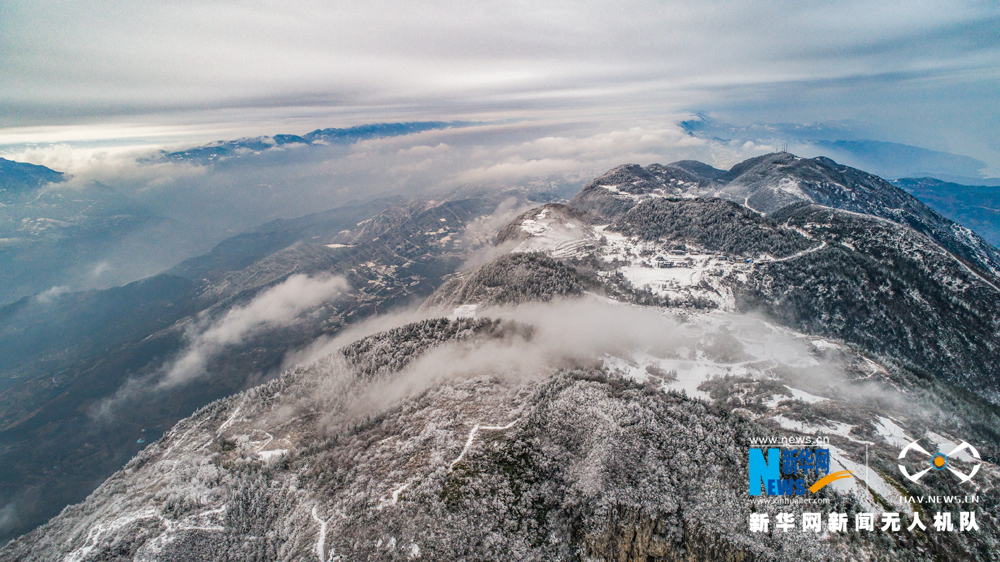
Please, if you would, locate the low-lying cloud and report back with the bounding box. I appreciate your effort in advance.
[5,118,762,219]
[277,298,880,435]
[0,118,777,301]
[0,502,18,537]
[161,274,348,388]
[91,274,348,422]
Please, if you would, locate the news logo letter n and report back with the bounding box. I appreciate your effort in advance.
[749,448,780,496]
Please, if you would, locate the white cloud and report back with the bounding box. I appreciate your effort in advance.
[0,118,784,303]
[35,285,70,304]
[291,298,870,434]
[0,502,18,535]
[1,0,997,171]
[160,274,348,388]
[3,142,206,190]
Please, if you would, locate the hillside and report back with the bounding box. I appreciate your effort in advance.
[3,153,999,560]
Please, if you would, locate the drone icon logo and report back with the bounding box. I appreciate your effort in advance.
[898,440,981,483]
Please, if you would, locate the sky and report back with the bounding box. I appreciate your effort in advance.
[2,0,999,172]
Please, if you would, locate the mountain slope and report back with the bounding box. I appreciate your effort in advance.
[0,190,533,545]
[0,158,64,192]
[554,162,1000,402]
[4,305,997,561]
[571,153,1000,280]
[3,154,1000,560]
[0,159,195,305]
[894,177,1000,247]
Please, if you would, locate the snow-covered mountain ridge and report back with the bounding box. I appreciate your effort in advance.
[4,153,999,561]
[571,152,1000,280]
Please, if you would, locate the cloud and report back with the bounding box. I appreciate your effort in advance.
[2,119,743,222]
[87,273,348,426]
[34,285,70,305]
[160,274,348,388]
[4,142,207,190]
[454,157,582,184]
[0,118,777,303]
[4,1,995,114]
[1,0,997,172]
[0,502,18,536]
[277,297,874,435]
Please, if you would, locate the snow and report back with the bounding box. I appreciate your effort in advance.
[598,310,850,406]
[65,504,230,562]
[512,208,597,259]
[216,397,246,436]
[770,415,853,439]
[925,431,978,463]
[770,241,826,262]
[451,304,477,319]
[311,505,333,562]
[377,481,413,510]
[162,418,210,458]
[760,416,910,514]
[449,418,521,471]
[598,183,669,200]
[874,417,912,449]
[65,508,161,562]
[826,443,912,515]
[787,387,826,404]
[258,449,289,464]
[505,210,829,312]
[861,357,884,376]
[603,354,710,400]
[764,387,827,408]
[519,218,549,236]
[951,223,1000,279]
[598,184,629,196]
[774,177,807,199]
[390,482,410,504]
[598,230,743,310]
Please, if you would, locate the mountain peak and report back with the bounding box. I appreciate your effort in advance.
[665,159,726,181]
[0,158,64,192]
[569,153,1000,280]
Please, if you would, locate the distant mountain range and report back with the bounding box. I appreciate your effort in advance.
[0,158,64,192]
[4,152,998,560]
[681,114,999,184]
[894,177,1000,247]
[0,158,211,306]
[0,122,488,305]
[159,121,479,164]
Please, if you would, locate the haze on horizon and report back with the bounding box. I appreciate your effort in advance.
[1,0,999,174]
